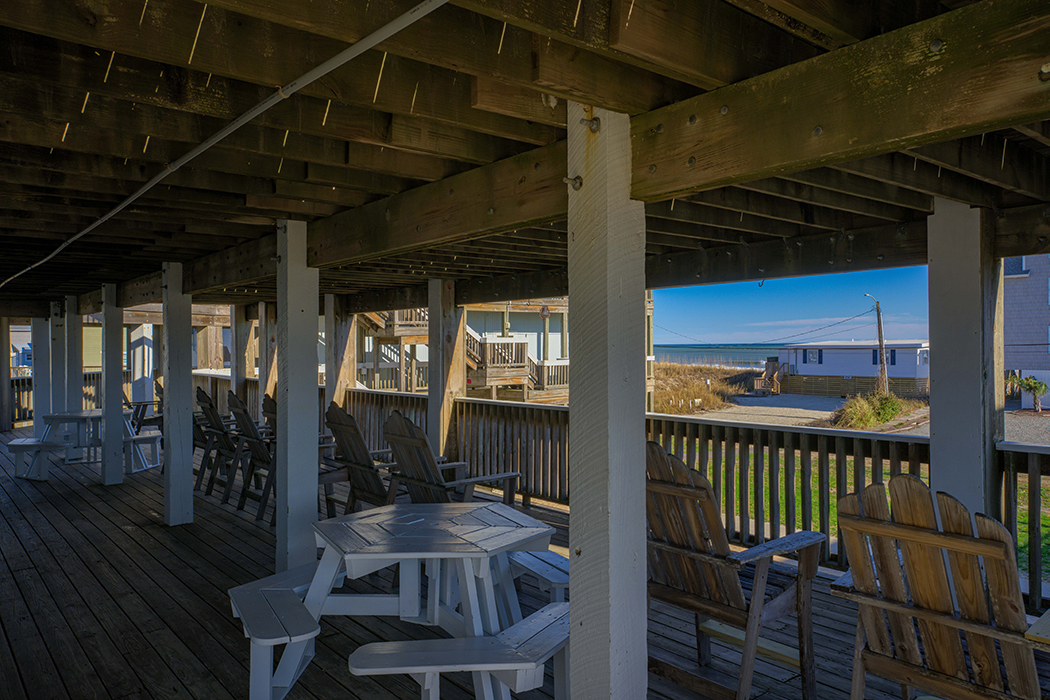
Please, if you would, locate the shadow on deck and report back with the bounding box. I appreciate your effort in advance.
[0,426,1043,700]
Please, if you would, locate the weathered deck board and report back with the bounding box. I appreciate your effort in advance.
[1,426,1045,700]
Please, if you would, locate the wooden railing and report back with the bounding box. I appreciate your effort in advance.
[465,327,482,368]
[482,338,528,368]
[454,398,569,505]
[344,387,428,452]
[646,415,930,567]
[529,357,569,390]
[394,308,428,330]
[995,442,1049,611]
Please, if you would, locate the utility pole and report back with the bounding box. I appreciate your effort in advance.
[865,294,889,396]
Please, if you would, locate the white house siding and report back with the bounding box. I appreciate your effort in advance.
[778,345,928,379]
[1004,255,1050,371]
[466,310,566,360]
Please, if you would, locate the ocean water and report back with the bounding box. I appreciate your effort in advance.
[654,344,779,370]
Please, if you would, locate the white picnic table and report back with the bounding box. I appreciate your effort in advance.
[273,502,554,700]
[20,409,158,479]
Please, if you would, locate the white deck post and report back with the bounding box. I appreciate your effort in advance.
[49,301,66,415]
[229,304,251,402]
[276,220,319,571]
[324,294,357,410]
[163,262,194,525]
[427,279,465,457]
[31,317,50,439]
[65,296,83,413]
[566,101,648,699]
[100,284,124,485]
[130,325,153,407]
[0,318,11,432]
[927,198,1003,516]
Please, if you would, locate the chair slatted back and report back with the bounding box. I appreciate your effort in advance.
[838,475,1038,699]
[645,442,745,611]
[325,402,386,500]
[382,410,450,504]
[227,392,271,465]
[262,394,277,430]
[195,387,237,454]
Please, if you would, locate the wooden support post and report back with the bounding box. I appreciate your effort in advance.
[229,304,251,401]
[49,301,66,414]
[409,345,417,393]
[324,294,357,410]
[566,102,648,699]
[927,198,1004,517]
[100,284,124,486]
[275,220,320,572]
[130,325,153,406]
[543,316,551,361]
[561,312,568,359]
[397,340,406,391]
[0,318,10,432]
[163,262,193,525]
[372,338,380,389]
[263,303,278,399]
[65,295,83,413]
[246,320,258,378]
[427,279,466,457]
[31,317,50,439]
[256,302,269,415]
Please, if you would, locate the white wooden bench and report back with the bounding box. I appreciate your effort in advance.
[229,562,345,700]
[508,550,569,602]
[348,602,570,700]
[8,438,65,480]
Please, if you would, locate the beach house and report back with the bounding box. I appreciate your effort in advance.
[772,340,930,397]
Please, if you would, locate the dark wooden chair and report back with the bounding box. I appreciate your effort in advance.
[645,441,824,700]
[322,402,399,515]
[382,410,518,505]
[833,474,1048,700]
[194,386,246,504]
[227,391,278,521]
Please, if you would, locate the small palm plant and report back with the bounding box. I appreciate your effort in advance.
[1008,375,1049,412]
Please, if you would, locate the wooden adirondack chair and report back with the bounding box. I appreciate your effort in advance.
[833,474,1048,700]
[227,391,279,520]
[382,410,519,505]
[322,402,400,515]
[194,387,246,503]
[645,442,824,700]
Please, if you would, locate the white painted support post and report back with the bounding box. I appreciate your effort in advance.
[927,198,1003,516]
[163,262,194,525]
[100,284,124,485]
[560,312,568,359]
[0,318,10,432]
[427,279,465,457]
[324,294,357,410]
[31,317,50,439]
[49,301,66,415]
[275,220,320,571]
[65,296,83,413]
[130,325,154,406]
[229,304,251,402]
[566,102,648,699]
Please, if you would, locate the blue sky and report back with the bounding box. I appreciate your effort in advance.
[652,266,929,345]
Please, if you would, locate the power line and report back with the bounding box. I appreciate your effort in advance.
[652,324,711,345]
[759,307,875,343]
[655,307,877,346]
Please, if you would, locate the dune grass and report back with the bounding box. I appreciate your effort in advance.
[653,362,758,415]
[831,392,925,430]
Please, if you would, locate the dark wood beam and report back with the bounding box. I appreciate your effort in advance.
[760,0,875,44]
[0,0,557,146]
[184,0,693,113]
[471,77,566,128]
[343,285,429,314]
[183,235,277,296]
[1014,121,1050,149]
[0,299,51,317]
[831,152,1002,208]
[630,0,1050,201]
[308,141,566,267]
[994,204,1050,258]
[908,135,1050,201]
[737,179,917,222]
[684,186,854,230]
[717,0,843,50]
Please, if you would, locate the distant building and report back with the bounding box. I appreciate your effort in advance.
[1004,255,1050,407]
[767,340,930,398]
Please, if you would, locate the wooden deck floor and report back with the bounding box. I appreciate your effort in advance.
[0,426,1040,700]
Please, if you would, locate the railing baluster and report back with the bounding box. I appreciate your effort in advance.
[738,428,751,544]
[725,426,737,540]
[1028,451,1042,611]
[1004,451,1018,540]
[817,434,830,564]
[686,421,697,473]
[698,423,710,479]
[769,431,781,541]
[754,430,765,545]
[800,433,812,533]
[888,441,901,478]
[853,438,865,493]
[835,436,848,568]
[871,440,883,484]
[712,425,723,511]
[785,432,797,535]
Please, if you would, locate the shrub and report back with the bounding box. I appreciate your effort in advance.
[832,392,919,430]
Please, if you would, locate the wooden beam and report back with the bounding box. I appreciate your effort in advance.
[471,77,566,128]
[342,285,428,314]
[908,135,1050,201]
[607,0,819,90]
[684,186,855,230]
[994,204,1050,258]
[0,299,50,317]
[630,0,1050,201]
[737,178,918,222]
[782,168,933,212]
[183,235,277,295]
[1014,121,1050,148]
[760,0,876,44]
[308,141,566,267]
[831,152,1002,208]
[716,0,843,50]
[0,0,557,146]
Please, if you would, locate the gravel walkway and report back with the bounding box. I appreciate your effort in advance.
[703,394,846,426]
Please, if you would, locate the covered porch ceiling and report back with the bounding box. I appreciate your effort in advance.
[0,0,1047,313]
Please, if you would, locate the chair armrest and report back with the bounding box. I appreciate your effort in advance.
[830,570,853,594]
[369,448,393,462]
[726,530,825,567]
[439,461,469,479]
[445,472,521,489]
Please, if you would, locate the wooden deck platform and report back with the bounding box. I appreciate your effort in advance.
[1,426,1047,700]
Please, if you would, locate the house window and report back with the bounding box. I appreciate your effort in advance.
[873,349,897,365]
[806,349,822,364]
[1004,256,1028,278]
[919,349,929,365]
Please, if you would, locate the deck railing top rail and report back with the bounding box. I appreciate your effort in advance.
[647,411,932,445]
